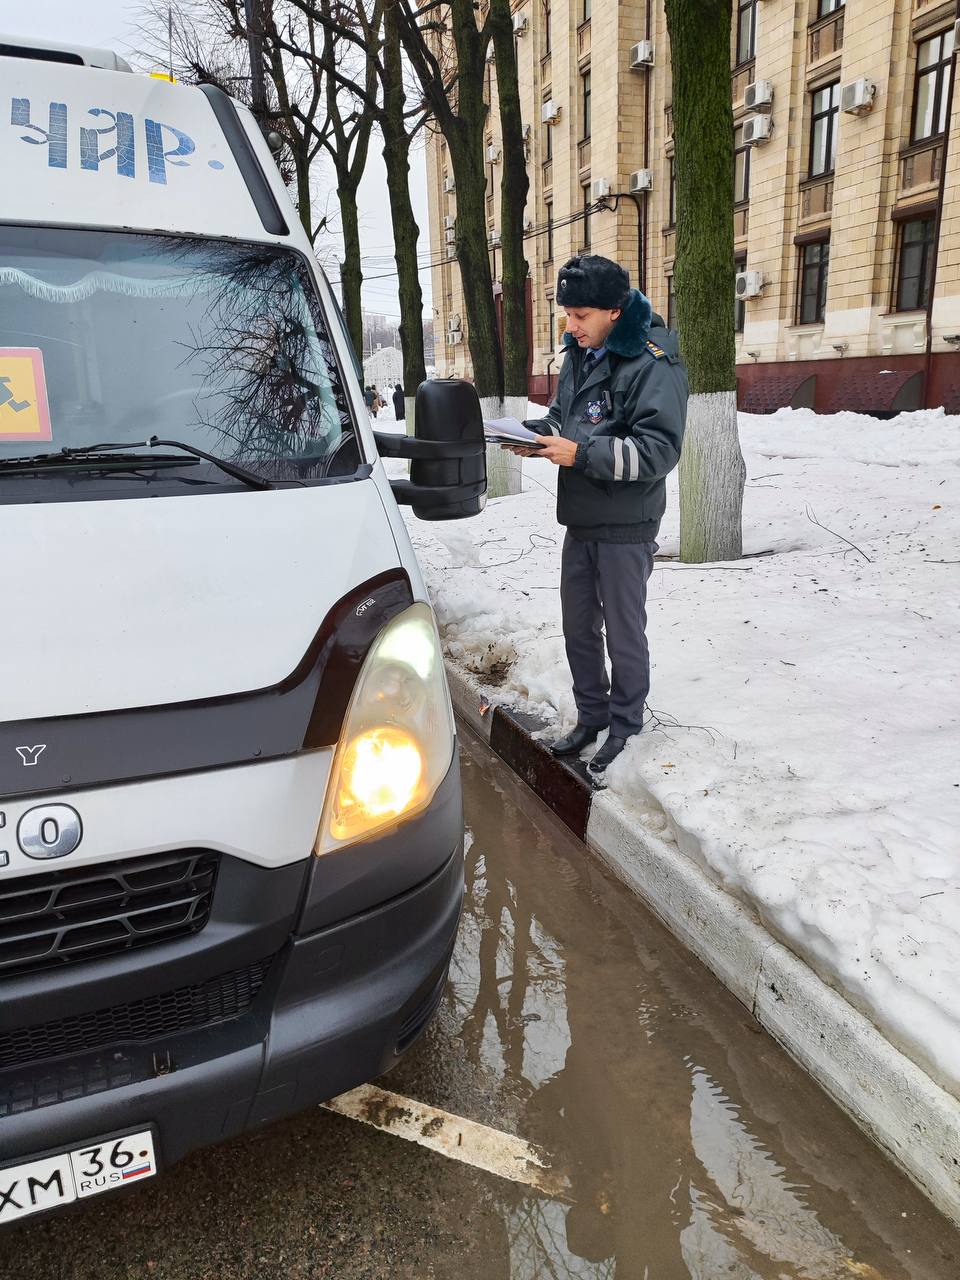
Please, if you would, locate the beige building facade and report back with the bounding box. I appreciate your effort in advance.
[426,0,960,413]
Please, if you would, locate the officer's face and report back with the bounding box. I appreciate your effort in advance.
[563,307,622,350]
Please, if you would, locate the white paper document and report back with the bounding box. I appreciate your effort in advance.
[482,417,545,447]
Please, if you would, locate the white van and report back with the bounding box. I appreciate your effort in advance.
[0,39,485,1224]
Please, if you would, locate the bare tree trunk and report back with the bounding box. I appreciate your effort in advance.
[489,0,529,401]
[665,0,745,563]
[396,0,505,404]
[383,1,426,431]
[337,181,365,360]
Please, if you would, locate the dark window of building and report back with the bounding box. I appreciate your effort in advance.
[896,217,936,311]
[544,111,553,161]
[543,0,551,54]
[912,28,956,143]
[667,275,676,329]
[582,69,592,140]
[736,0,757,66]
[547,299,556,350]
[668,156,676,227]
[735,254,747,333]
[734,124,751,203]
[809,82,840,178]
[545,202,554,262]
[817,0,843,17]
[798,239,830,324]
[582,184,592,250]
[583,0,591,21]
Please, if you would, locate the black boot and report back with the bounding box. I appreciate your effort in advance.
[550,723,606,757]
[588,735,631,772]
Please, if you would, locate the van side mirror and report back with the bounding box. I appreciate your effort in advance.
[373,379,487,520]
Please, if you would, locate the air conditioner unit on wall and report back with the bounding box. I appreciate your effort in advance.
[512,11,528,35]
[444,228,456,245]
[841,78,877,115]
[742,114,773,145]
[488,230,501,247]
[446,330,463,346]
[735,270,763,299]
[630,40,654,69]
[443,176,456,193]
[443,214,456,229]
[743,79,774,111]
[591,177,611,199]
[521,123,531,141]
[629,168,653,192]
[486,144,501,163]
[541,98,560,124]
[447,314,462,331]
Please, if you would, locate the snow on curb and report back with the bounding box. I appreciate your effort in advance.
[446,661,960,1227]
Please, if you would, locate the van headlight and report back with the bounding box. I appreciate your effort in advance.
[316,603,455,852]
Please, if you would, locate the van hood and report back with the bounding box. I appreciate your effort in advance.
[0,482,403,723]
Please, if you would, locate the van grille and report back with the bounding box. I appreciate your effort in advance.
[0,850,219,977]
[0,957,273,1072]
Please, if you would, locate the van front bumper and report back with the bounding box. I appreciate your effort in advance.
[0,843,463,1174]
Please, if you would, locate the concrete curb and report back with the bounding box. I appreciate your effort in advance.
[446,661,960,1228]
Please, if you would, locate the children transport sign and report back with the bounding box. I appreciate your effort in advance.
[0,348,52,443]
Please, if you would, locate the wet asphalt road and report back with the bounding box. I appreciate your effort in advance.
[2,725,960,1279]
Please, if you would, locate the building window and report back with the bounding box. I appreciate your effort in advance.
[912,28,956,144]
[896,217,936,311]
[798,239,830,324]
[544,119,553,162]
[809,82,840,178]
[736,0,756,66]
[547,299,556,351]
[545,202,554,262]
[667,275,676,329]
[817,0,843,16]
[668,156,676,227]
[581,69,592,140]
[543,0,551,54]
[582,183,592,250]
[735,254,747,333]
[734,124,751,203]
[583,0,591,21]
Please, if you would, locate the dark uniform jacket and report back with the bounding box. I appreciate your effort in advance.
[527,289,688,542]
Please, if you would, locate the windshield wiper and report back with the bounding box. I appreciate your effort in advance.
[0,447,201,473]
[0,439,273,490]
[148,437,274,491]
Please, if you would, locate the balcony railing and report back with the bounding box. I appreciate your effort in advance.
[799,174,834,220]
[578,138,591,171]
[808,9,844,63]
[900,139,943,192]
[577,20,591,59]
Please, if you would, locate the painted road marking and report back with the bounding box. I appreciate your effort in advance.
[322,1084,571,1200]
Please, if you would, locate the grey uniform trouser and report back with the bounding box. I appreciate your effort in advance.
[560,533,657,738]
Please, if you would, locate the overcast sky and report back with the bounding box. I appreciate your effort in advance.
[0,0,432,320]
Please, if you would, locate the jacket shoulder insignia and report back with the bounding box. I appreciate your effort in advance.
[645,339,666,359]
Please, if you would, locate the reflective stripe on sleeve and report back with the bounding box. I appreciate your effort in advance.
[614,437,626,481]
[624,437,641,480]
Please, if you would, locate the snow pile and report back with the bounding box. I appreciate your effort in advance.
[402,406,960,1097]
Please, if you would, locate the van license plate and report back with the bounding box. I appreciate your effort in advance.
[0,1130,157,1224]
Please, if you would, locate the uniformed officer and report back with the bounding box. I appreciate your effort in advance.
[506,254,688,772]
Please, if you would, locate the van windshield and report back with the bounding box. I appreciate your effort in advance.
[0,227,362,483]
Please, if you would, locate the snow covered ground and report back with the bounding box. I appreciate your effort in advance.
[391,403,960,1101]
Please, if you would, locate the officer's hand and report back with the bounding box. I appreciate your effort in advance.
[534,435,578,467]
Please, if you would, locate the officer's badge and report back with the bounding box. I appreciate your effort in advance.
[586,399,605,425]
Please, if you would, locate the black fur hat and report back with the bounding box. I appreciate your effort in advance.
[556,254,630,309]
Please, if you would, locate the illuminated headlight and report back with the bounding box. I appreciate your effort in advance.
[317,603,455,851]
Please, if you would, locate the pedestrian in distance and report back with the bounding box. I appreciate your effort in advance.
[504,253,688,773]
[363,384,376,417]
[392,382,405,422]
